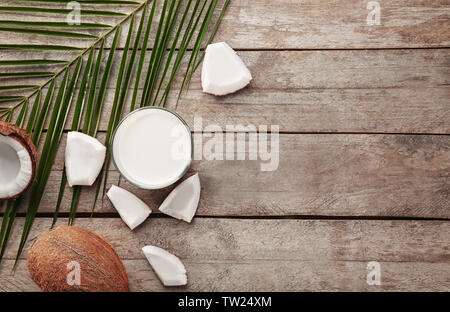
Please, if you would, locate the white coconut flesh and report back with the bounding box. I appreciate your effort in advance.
[142,246,187,286]
[0,134,33,198]
[107,185,152,230]
[201,41,252,96]
[159,173,200,223]
[65,131,106,187]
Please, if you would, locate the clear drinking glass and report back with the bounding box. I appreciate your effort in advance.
[111,106,193,190]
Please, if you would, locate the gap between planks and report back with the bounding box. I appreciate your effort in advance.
[10,213,450,222]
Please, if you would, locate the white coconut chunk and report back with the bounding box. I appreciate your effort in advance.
[107,185,152,230]
[65,131,106,187]
[0,135,33,198]
[142,246,187,286]
[159,173,200,223]
[201,42,252,96]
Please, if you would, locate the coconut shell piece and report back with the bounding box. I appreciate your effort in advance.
[0,120,37,199]
[27,226,129,292]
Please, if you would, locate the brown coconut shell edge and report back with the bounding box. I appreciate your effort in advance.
[27,226,130,292]
[0,120,38,199]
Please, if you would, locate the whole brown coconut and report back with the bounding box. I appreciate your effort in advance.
[27,226,129,292]
[0,120,37,199]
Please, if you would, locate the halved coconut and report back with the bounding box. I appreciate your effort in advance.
[142,245,187,286]
[106,185,152,230]
[159,173,200,223]
[0,121,37,200]
[65,131,106,187]
[201,41,252,96]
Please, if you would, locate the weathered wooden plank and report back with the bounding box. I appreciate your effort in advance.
[3,49,449,133]
[14,133,450,218]
[3,259,449,291]
[1,218,449,291]
[1,0,449,49]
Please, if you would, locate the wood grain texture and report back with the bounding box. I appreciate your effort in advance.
[1,218,449,291]
[12,133,450,219]
[1,0,449,293]
[2,49,449,133]
[1,0,449,49]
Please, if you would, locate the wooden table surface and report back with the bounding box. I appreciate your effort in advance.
[0,0,449,291]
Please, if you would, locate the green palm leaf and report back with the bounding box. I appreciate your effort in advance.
[0,72,54,78]
[0,86,49,262]
[0,20,112,29]
[52,48,95,228]
[15,98,29,127]
[97,4,150,205]
[96,14,138,208]
[68,28,120,224]
[193,0,230,71]
[0,60,67,66]
[130,0,157,111]
[0,95,25,102]
[83,40,105,134]
[143,0,180,106]
[8,1,140,5]
[0,44,83,50]
[153,0,193,106]
[0,27,98,38]
[0,200,18,261]
[32,80,55,145]
[89,28,120,136]
[73,49,96,133]
[181,0,218,98]
[0,0,231,268]
[4,105,33,255]
[14,59,83,267]
[160,0,207,106]
[26,90,42,134]
[141,0,169,107]
[0,6,126,16]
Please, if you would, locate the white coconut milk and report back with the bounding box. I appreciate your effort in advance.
[112,107,192,189]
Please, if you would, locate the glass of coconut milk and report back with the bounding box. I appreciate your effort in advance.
[111,107,192,189]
